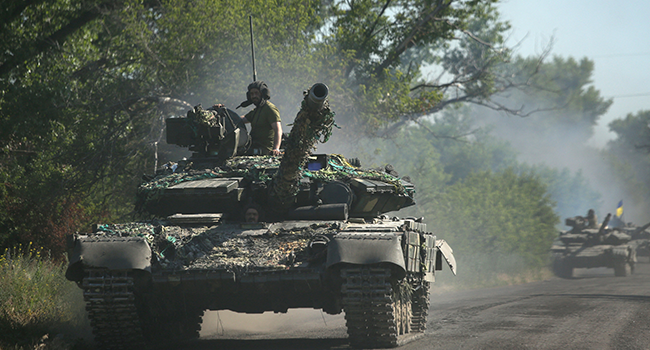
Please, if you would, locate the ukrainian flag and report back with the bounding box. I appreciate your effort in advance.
[616,200,623,218]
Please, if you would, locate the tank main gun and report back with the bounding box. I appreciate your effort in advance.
[268,83,334,212]
[628,220,650,240]
[636,221,650,234]
[598,213,612,235]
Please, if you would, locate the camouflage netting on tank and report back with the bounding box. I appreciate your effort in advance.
[187,104,221,128]
[91,222,340,273]
[95,223,157,243]
[305,154,412,196]
[137,153,413,211]
[137,154,412,211]
[136,156,281,208]
[269,96,337,209]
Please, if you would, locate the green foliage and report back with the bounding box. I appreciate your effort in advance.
[487,56,613,144]
[0,244,85,346]
[429,169,559,268]
[327,0,510,131]
[422,108,518,182]
[517,165,601,222]
[354,114,570,270]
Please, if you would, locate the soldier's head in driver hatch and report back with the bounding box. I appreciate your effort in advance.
[245,207,259,223]
[243,202,263,223]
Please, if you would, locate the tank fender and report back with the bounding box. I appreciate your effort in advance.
[326,233,406,278]
[65,236,152,282]
[436,239,457,275]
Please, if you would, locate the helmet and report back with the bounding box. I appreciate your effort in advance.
[247,81,270,101]
[237,81,271,109]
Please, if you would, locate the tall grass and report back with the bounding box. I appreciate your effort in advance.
[0,243,91,349]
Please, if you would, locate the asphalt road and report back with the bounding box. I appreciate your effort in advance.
[160,260,650,350]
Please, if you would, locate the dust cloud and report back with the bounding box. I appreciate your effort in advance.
[199,309,345,338]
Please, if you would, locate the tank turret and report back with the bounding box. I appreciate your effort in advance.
[137,82,415,221]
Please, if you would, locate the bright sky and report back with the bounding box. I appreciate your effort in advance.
[497,0,650,148]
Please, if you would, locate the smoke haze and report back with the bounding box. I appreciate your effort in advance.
[475,108,650,224]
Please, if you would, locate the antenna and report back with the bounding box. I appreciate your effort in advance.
[249,15,257,82]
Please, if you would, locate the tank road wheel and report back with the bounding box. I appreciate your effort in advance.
[82,269,147,350]
[341,266,425,348]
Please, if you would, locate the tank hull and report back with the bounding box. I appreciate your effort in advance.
[67,218,456,349]
[550,233,635,278]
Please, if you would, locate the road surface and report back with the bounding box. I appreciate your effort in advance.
[158,260,650,350]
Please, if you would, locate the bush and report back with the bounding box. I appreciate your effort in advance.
[0,243,90,348]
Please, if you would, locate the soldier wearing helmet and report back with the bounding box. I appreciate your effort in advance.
[239,81,282,156]
[586,209,598,229]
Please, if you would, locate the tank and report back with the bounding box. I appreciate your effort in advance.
[65,83,457,350]
[616,221,650,259]
[550,213,636,278]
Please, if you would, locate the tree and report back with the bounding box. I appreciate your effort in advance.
[517,165,601,222]
[429,169,558,268]
[473,55,613,146]
[604,110,650,221]
[325,0,513,133]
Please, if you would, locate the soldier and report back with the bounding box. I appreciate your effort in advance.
[243,202,263,223]
[586,209,598,229]
[239,81,282,156]
[245,207,259,223]
[212,81,282,156]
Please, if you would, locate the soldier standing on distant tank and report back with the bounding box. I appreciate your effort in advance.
[240,81,282,156]
[586,209,598,229]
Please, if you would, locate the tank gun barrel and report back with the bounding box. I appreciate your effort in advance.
[631,220,650,240]
[306,83,329,111]
[269,83,334,212]
[637,221,650,233]
[598,213,612,235]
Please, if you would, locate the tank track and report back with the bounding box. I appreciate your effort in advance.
[341,266,425,348]
[82,268,146,350]
[410,277,430,332]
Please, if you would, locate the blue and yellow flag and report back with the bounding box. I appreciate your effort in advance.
[616,200,623,218]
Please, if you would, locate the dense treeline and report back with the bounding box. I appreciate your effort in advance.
[1,0,648,273]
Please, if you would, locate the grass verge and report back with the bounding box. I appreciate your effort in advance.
[0,244,92,350]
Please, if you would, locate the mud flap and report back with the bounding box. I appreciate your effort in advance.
[65,236,152,282]
[326,233,406,278]
[436,239,457,275]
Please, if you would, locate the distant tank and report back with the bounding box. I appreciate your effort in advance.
[65,83,457,349]
[550,213,636,278]
[616,221,650,259]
